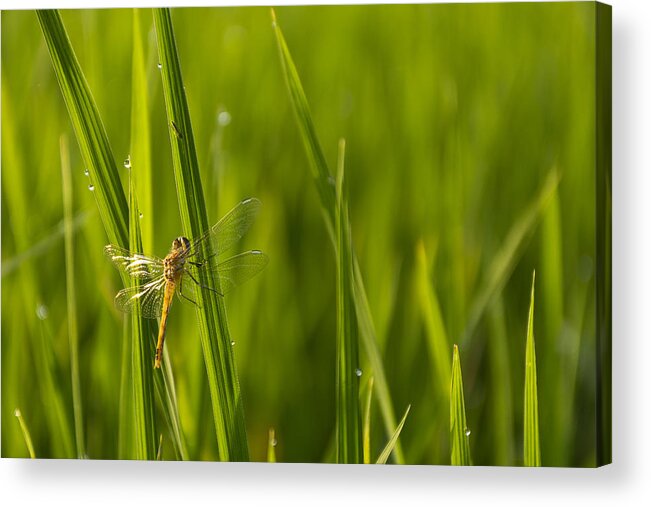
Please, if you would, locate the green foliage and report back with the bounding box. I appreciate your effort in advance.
[3,4,601,465]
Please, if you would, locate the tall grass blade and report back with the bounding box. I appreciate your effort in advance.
[415,240,451,399]
[334,139,362,464]
[130,8,154,253]
[363,376,374,464]
[128,175,157,460]
[450,345,471,466]
[154,7,249,461]
[376,405,411,465]
[463,168,560,343]
[272,9,404,464]
[14,409,36,459]
[37,9,128,248]
[59,134,85,458]
[118,318,135,459]
[524,271,541,466]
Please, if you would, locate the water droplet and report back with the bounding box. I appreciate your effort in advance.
[36,304,49,320]
[157,62,162,69]
[14,408,21,418]
[231,340,235,346]
[88,184,95,191]
[83,168,89,176]
[139,212,144,219]
[271,438,277,447]
[355,368,363,377]
[217,110,232,126]
[465,428,471,437]
[123,155,131,169]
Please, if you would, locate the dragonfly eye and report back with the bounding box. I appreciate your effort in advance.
[180,237,191,251]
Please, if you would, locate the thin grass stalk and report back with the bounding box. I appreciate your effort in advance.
[450,345,471,466]
[128,175,157,460]
[362,376,374,464]
[272,9,404,464]
[267,428,277,463]
[14,409,36,459]
[524,271,541,466]
[376,405,411,465]
[59,134,86,458]
[335,139,362,464]
[153,7,249,461]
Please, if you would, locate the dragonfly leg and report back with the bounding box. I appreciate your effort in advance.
[178,278,198,306]
[186,269,224,297]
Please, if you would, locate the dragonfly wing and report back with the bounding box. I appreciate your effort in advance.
[211,250,269,295]
[105,244,164,280]
[114,278,167,318]
[191,198,261,257]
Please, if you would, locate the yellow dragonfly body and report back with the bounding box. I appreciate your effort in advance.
[105,198,268,368]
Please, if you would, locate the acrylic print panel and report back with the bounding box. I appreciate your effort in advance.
[1,2,611,466]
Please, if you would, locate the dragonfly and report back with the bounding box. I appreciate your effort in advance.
[105,197,268,368]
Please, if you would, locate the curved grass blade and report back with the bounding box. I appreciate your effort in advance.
[37,10,128,248]
[272,8,404,464]
[60,134,85,458]
[376,405,411,465]
[154,7,249,461]
[524,271,541,466]
[14,409,36,459]
[450,345,471,466]
[463,168,560,344]
[335,139,362,464]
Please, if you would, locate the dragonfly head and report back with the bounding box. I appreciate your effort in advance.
[172,236,191,252]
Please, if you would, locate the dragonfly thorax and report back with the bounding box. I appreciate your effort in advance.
[164,236,191,281]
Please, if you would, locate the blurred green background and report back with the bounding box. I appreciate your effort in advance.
[2,3,599,465]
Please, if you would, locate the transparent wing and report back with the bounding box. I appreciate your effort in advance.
[190,198,261,258]
[114,277,167,319]
[186,250,268,295]
[105,244,164,280]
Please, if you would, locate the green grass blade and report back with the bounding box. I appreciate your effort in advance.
[14,409,36,459]
[415,240,451,399]
[118,318,135,459]
[128,175,157,460]
[153,7,249,461]
[59,134,85,458]
[363,376,374,464]
[130,8,154,254]
[272,9,404,464]
[335,139,362,464]
[376,405,410,465]
[524,271,541,466]
[450,345,471,466]
[267,428,277,463]
[37,9,128,248]
[463,168,560,343]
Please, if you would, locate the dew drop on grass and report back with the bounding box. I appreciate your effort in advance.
[36,304,49,320]
[83,168,89,176]
[139,213,144,219]
[217,110,232,126]
[123,155,131,169]
[88,184,95,191]
[465,428,471,437]
[157,62,162,69]
[231,340,235,346]
[355,368,363,377]
[14,408,21,418]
